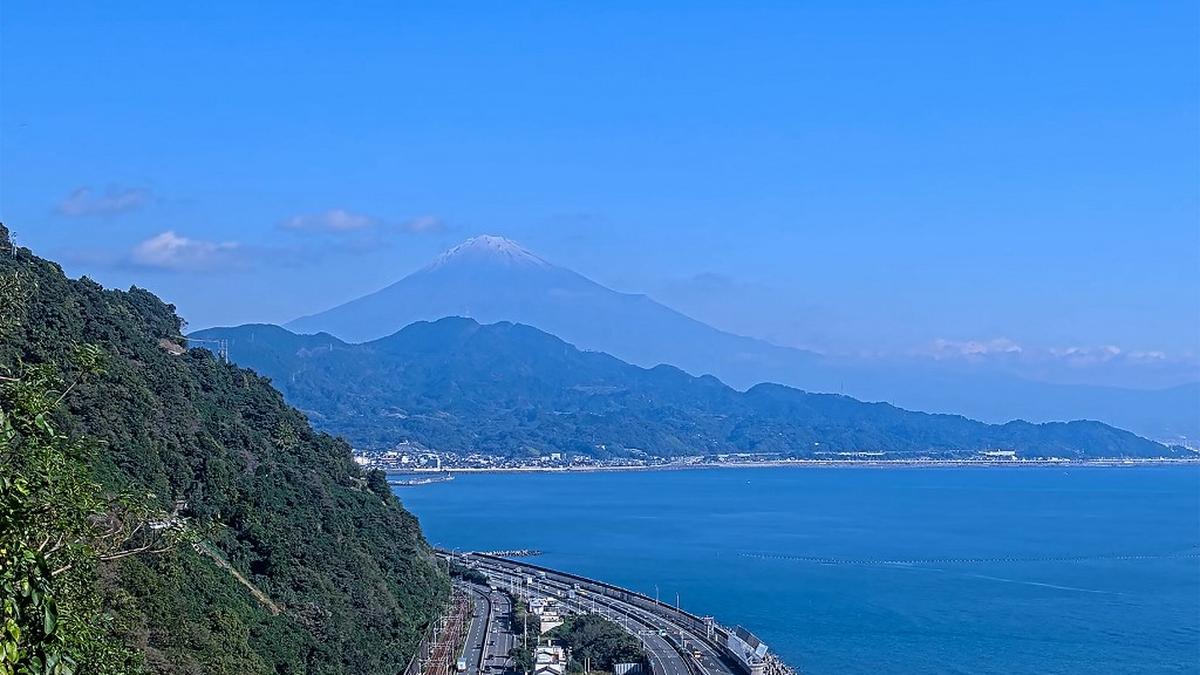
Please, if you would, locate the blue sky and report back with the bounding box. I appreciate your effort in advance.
[2,1,1197,386]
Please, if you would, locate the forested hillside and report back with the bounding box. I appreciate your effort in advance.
[0,224,448,673]
[195,319,1176,459]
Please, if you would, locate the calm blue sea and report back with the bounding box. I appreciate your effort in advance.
[395,466,1200,674]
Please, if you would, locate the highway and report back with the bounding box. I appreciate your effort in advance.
[457,582,518,675]
[480,567,691,675]
[486,588,517,673]
[461,586,490,675]
[453,554,743,675]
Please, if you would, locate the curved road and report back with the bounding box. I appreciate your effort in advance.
[454,555,742,675]
[477,568,692,675]
[457,582,518,675]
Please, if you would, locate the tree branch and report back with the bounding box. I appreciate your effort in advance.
[98,542,172,562]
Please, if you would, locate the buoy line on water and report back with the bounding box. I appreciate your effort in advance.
[738,545,1200,567]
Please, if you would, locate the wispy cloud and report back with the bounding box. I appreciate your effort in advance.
[281,208,447,235]
[401,215,446,233]
[57,186,150,217]
[929,337,1024,360]
[923,338,1196,370]
[129,231,240,272]
[281,208,378,232]
[1048,344,1124,366]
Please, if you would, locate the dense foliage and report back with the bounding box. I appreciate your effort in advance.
[547,615,646,673]
[505,598,539,673]
[0,225,448,673]
[448,563,489,586]
[194,320,1175,459]
[1,357,149,675]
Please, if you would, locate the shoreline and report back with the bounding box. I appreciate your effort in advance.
[389,457,1200,476]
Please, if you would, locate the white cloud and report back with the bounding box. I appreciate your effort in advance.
[57,186,150,217]
[282,209,446,235]
[923,339,1194,373]
[1049,344,1124,366]
[929,337,1024,359]
[282,208,377,232]
[129,231,239,271]
[401,215,446,233]
[1126,350,1169,364]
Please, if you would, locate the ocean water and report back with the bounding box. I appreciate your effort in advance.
[396,466,1200,674]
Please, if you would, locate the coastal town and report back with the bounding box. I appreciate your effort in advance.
[352,446,1194,475]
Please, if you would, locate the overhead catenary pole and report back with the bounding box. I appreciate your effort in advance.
[176,335,229,363]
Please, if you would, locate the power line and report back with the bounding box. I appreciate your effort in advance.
[175,335,229,363]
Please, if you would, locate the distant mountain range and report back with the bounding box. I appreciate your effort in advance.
[193,318,1179,459]
[283,236,1199,444]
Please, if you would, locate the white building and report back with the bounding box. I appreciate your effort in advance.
[534,646,567,675]
[529,598,564,634]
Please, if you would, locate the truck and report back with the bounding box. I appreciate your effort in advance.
[456,659,467,672]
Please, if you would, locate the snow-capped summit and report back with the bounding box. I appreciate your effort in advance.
[285,231,824,394]
[426,235,551,271]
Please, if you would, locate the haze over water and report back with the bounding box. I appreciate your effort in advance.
[398,466,1200,675]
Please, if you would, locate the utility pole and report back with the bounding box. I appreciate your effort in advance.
[178,335,229,363]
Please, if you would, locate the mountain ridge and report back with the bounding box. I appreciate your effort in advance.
[281,236,1198,444]
[195,318,1179,460]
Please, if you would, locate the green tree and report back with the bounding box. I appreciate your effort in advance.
[548,614,646,673]
[0,355,156,674]
[508,646,533,674]
[505,597,541,674]
[0,222,449,672]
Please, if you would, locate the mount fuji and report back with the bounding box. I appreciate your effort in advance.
[284,236,1198,443]
[287,235,826,386]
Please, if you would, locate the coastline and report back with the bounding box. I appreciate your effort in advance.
[393,456,1200,476]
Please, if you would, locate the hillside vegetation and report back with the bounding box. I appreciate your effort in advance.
[547,614,647,673]
[0,224,448,673]
[194,319,1175,459]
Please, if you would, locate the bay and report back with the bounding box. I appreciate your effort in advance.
[396,466,1200,674]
